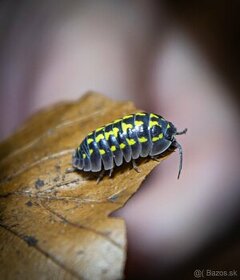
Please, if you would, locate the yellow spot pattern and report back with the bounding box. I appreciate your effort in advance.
[135,120,144,126]
[87,138,94,144]
[120,143,125,149]
[127,138,136,145]
[110,146,116,152]
[149,120,160,128]
[167,123,170,129]
[96,134,104,142]
[122,122,133,132]
[105,131,114,140]
[89,149,93,155]
[113,127,119,138]
[83,153,86,159]
[99,149,106,155]
[152,133,163,142]
[139,137,148,143]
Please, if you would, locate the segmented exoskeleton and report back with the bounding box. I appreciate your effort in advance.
[72,112,187,181]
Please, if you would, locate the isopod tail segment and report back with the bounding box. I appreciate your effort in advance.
[172,128,188,179]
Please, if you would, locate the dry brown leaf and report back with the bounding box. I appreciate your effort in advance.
[0,92,172,280]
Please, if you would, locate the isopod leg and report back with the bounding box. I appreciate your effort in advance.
[151,156,160,162]
[97,170,105,184]
[109,168,114,177]
[132,159,140,173]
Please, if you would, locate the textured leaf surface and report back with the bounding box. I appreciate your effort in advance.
[0,92,171,280]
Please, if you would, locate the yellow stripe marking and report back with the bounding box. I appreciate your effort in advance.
[139,137,148,143]
[96,127,104,132]
[87,138,94,144]
[122,122,133,132]
[105,122,113,127]
[135,120,144,126]
[113,127,119,138]
[167,123,171,129]
[89,149,93,155]
[127,138,136,145]
[99,149,105,155]
[96,134,104,142]
[120,143,125,149]
[149,120,160,128]
[123,115,133,120]
[152,133,163,142]
[150,113,159,119]
[105,131,114,140]
[110,146,116,152]
[114,119,121,124]
[136,112,146,116]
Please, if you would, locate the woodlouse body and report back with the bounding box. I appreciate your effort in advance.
[72,112,187,179]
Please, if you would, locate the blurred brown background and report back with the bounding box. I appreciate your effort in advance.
[0,1,239,279]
